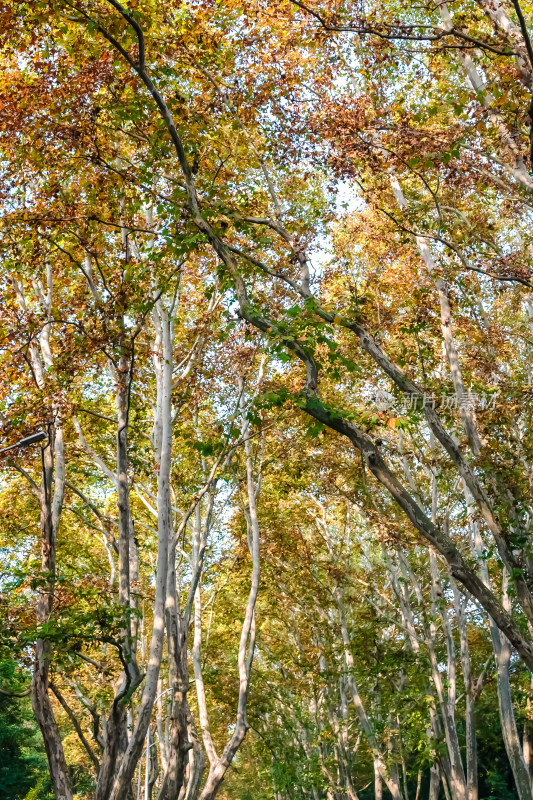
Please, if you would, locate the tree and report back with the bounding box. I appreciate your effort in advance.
[5,0,533,797]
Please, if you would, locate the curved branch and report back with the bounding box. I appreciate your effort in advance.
[104,0,145,69]
[50,683,100,772]
[0,685,31,697]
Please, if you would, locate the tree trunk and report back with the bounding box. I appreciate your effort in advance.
[101,305,173,800]
[451,580,478,800]
[468,498,533,800]
[492,625,533,800]
[429,764,440,800]
[32,432,73,800]
[374,759,383,800]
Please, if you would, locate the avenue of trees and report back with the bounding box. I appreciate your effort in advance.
[4,0,533,798]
